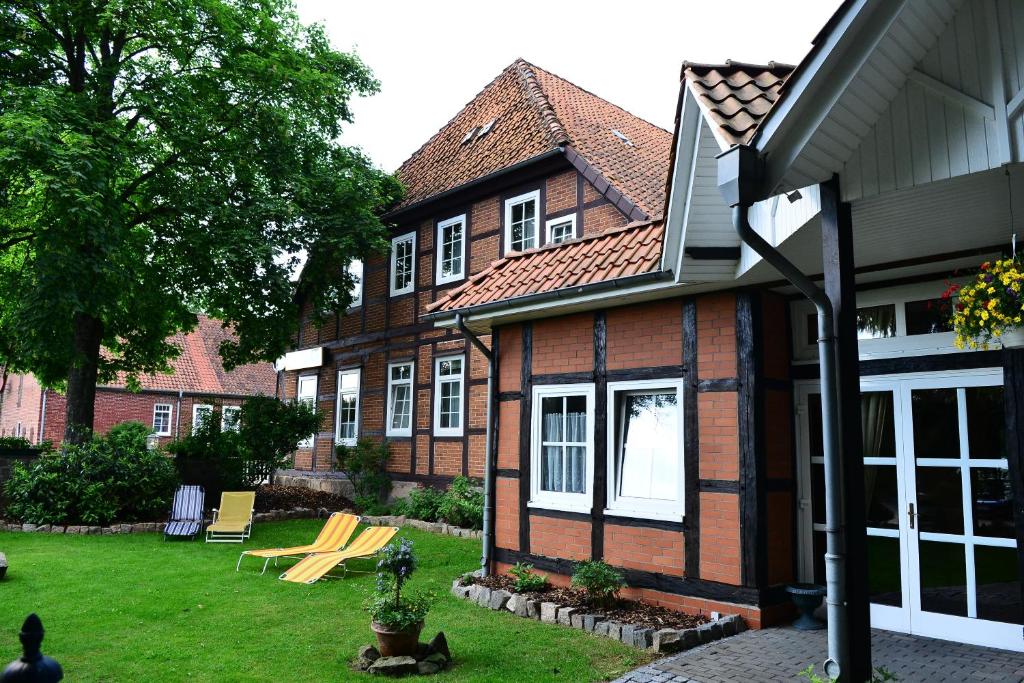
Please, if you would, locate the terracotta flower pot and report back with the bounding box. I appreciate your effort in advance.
[371,620,423,657]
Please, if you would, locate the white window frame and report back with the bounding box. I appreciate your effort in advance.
[192,404,213,435]
[296,375,318,448]
[529,383,596,513]
[504,190,540,253]
[335,368,361,446]
[386,361,414,438]
[221,405,241,432]
[348,260,363,308]
[605,378,686,522]
[433,354,465,437]
[435,215,466,285]
[545,213,577,244]
[152,403,172,436]
[390,231,416,296]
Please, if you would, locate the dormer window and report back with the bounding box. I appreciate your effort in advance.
[611,129,634,146]
[546,214,577,244]
[461,127,477,144]
[477,118,497,138]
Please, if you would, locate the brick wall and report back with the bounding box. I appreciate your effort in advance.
[0,373,43,443]
[531,313,593,375]
[603,523,685,576]
[530,514,591,560]
[606,300,682,370]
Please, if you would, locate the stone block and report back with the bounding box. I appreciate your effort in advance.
[526,600,541,619]
[0,552,7,580]
[87,526,101,535]
[540,602,559,624]
[633,628,655,649]
[488,589,512,610]
[604,622,622,640]
[557,606,577,626]
[708,621,723,640]
[48,526,64,533]
[506,594,530,617]
[582,614,604,632]
[653,629,685,653]
[450,580,470,600]
[35,524,51,533]
[570,612,585,629]
[367,655,417,676]
[720,615,736,637]
[620,624,636,646]
[593,622,609,637]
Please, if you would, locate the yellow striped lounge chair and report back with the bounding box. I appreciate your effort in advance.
[205,491,256,543]
[278,526,400,584]
[236,512,360,574]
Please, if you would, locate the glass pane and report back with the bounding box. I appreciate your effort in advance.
[861,391,895,458]
[976,545,1023,624]
[917,467,964,534]
[808,393,823,459]
[856,304,897,339]
[971,468,1015,538]
[919,540,968,616]
[523,199,535,219]
[912,389,960,459]
[391,365,410,381]
[390,385,411,430]
[864,465,900,530]
[566,446,586,494]
[905,298,954,335]
[512,203,523,223]
[340,372,357,390]
[618,392,678,500]
[966,386,1005,459]
[565,395,586,442]
[541,396,563,442]
[541,445,563,492]
[811,463,825,526]
[806,313,818,347]
[813,530,826,585]
[867,535,902,606]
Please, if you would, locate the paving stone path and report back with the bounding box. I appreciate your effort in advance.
[613,627,1024,683]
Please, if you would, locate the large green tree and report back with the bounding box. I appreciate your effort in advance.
[0,0,400,442]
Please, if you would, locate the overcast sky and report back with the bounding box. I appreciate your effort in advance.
[294,1,842,173]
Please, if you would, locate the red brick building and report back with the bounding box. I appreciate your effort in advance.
[0,316,276,444]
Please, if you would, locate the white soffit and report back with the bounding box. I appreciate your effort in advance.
[275,347,323,372]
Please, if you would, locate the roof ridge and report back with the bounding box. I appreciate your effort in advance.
[525,59,673,136]
[513,59,570,148]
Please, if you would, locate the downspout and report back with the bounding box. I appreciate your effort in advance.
[175,389,183,438]
[455,313,496,576]
[38,389,47,445]
[718,145,847,680]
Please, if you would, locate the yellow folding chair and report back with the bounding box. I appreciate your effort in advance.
[279,526,399,584]
[205,491,256,543]
[236,512,360,573]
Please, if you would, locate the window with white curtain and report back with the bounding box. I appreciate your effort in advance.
[296,375,318,447]
[436,215,465,284]
[530,384,595,512]
[606,378,685,521]
[433,355,464,436]
[335,369,360,446]
[390,232,416,296]
[153,404,172,436]
[386,362,413,437]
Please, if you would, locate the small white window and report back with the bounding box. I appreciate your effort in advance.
[530,384,595,513]
[606,378,685,521]
[504,190,539,253]
[348,260,363,308]
[296,375,318,447]
[390,232,416,296]
[192,404,213,435]
[335,369,361,446]
[386,362,414,437]
[433,355,464,437]
[546,214,577,244]
[436,215,466,284]
[152,404,172,436]
[221,406,241,432]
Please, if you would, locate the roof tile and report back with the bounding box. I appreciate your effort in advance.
[683,61,795,147]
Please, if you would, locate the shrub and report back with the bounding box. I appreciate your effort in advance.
[0,436,33,450]
[393,485,444,521]
[572,560,625,607]
[509,562,549,593]
[365,538,433,631]
[335,439,392,513]
[166,412,246,492]
[436,475,483,530]
[3,425,178,525]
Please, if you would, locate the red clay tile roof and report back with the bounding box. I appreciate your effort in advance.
[683,61,794,147]
[395,59,672,218]
[426,220,664,314]
[104,316,276,396]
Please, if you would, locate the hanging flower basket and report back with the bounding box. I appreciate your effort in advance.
[946,257,1024,349]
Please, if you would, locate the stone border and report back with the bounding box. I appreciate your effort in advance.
[450,578,746,654]
[0,509,483,539]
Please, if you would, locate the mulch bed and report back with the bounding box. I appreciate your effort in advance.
[465,574,708,631]
[254,485,354,513]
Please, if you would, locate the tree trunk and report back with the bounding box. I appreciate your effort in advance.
[64,312,103,444]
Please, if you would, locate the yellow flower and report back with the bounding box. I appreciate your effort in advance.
[988,286,996,294]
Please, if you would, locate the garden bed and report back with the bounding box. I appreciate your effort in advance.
[452,572,744,653]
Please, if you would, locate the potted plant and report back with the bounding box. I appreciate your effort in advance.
[946,257,1024,349]
[366,539,431,657]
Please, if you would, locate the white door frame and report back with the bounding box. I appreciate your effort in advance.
[795,368,1023,651]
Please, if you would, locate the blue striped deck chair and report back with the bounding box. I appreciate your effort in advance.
[164,485,205,540]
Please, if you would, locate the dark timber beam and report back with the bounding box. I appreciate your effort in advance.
[820,175,872,681]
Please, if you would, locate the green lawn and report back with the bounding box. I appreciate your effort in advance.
[0,520,647,681]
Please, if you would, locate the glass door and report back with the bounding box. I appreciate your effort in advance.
[796,370,1023,651]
